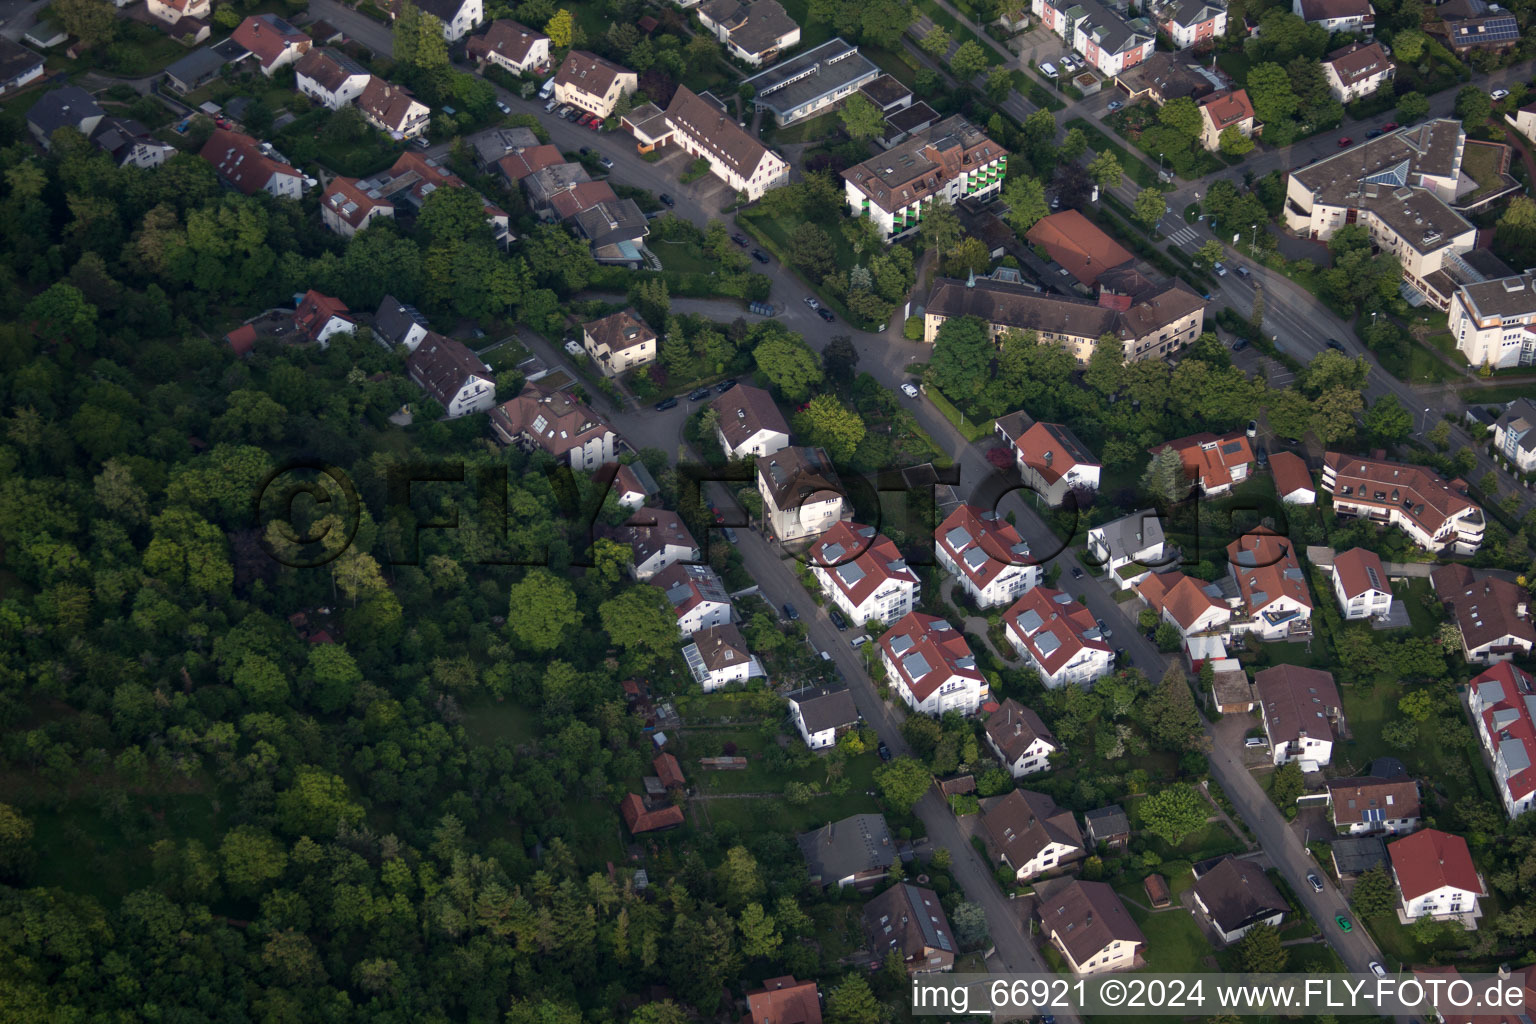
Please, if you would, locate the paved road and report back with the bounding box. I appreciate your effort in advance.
[309,0,396,57]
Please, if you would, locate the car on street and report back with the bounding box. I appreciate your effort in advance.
[804,296,820,309]
[688,387,712,401]
[732,233,749,247]
[588,118,602,130]
[1106,99,1123,112]
[817,308,836,322]
[545,98,559,112]
[1338,136,1352,147]
[1244,736,1266,747]
[659,193,675,207]
[1382,121,1399,131]
[564,108,581,121]
[819,650,832,661]
[783,603,798,621]
[1307,873,1324,893]
[877,740,892,760]
[751,249,769,263]
[1366,128,1383,138]
[1040,61,1059,78]
[599,155,614,169]
[716,378,738,393]
[654,396,678,410]
[1335,915,1352,932]
[900,382,920,398]
[829,609,847,631]
[1255,446,1268,468]
[1232,337,1249,351]
[496,101,511,114]
[723,527,738,543]
[851,634,871,648]
[1326,338,1345,351]
[1370,962,1387,977]
[579,146,590,155]
[1096,618,1112,639]
[577,112,595,125]
[1041,1015,1056,1024]
[1235,264,1251,278]
[1213,261,1227,276]
[1247,419,1257,438]
[1071,566,1084,580]
[411,136,432,149]
[1492,88,1510,102]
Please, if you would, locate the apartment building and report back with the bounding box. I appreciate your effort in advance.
[1449,271,1536,370]
[1466,662,1536,818]
[983,698,1057,777]
[1329,546,1393,621]
[757,447,846,543]
[1492,398,1536,470]
[1321,451,1485,555]
[842,116,1005,240]
[1255,664,1343,769]
[994,413,1102,506]
[1033,0,1155,76]
[743,38,880,125]
[1431,564,1536,664]
[934,504,1042,608]
[1226,528,1313,641]
[1292,0,1374,33]
[807,522,921,626]
[1152,0,1227,48]
[695,0,800,65]
[656,86,790,201]
[1003,587,1114,689]
[553,51,637,119]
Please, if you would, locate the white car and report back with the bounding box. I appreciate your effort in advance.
[1491,88,1510,101]
[545,98,558,112]
[1370,963,1387,978]
[850,634,871,648]
[1040,61,1059,78]
[1213,261,1228,276]
[1060,55,1078,71]
[495,101,511,114]
[804,296,820,310]
[901,382,919,398]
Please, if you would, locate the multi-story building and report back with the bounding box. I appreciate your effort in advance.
[994,413,1102,506]
[1197,89,1255,152]
[757,447,846,543]
[406,333,496,419]
[651,561,733,636]
[743,38,880,126]
[1324,776,1421,835]
[1449,271,1536,370]
[1322,41,1394,102]
[981,789,1086,881]
[1431,564,1536,664]
[1227,528,1313,640]
[488,379,617,469]
[934,504,1042,609]
[1466,662,1536,818]
[200,128,305,199]
[1156,431,1252,496]
[1036,881,1144,975]
[465,20,550,74]
[712,384,790,460]
[232,14,311,75]
[1255,664,1342,769]
[1292,0,1374,33]
[357,77,431,139]
[1136,571,1231,640]
[922,273,1206,361]
[146,0,210,26]
[1429,0,1517,52]
[1493,398,1536,470]
[1003,588,1114,689]
[1388,829,1485,921]
[878,612,989,716]
[320,175,395,237]
[553,51,637,119]
[642,85,790,201]
[1086,509,1166,590]
[842,116,1005,241]
[862,883,956,974]
[1329,547,1393,621]
[1282,120,1481,311]
[415,0,484,43]
[695,0,800,65]
[582,309,656,377]
[1034,0,1155,76]
[1321,451,1485,555]
[983,698,1057,777]
[294,48,371,110]
[1152,0,1227,49]
[684,623,761,691]
[807,523,921,626]
[618,507,699,581]
[1270,450,1316,504]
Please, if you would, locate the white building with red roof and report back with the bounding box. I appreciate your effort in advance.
[199,128,304,199]
[1322,451,1485,555]
[1329,546,1392,621]
[934,504,1042,609]
[1388,829,1485,921]
[147,0,210,25]
[320,175,394,237]
[808,523,920,626]
[1156,431,1253,496]
[232,14,311,75]
[1467,662,1536,818]
[293,290,354,346]
[1135,571,1230,640]
[651,561,733,636]
[996,413,1101,507]
[878,612,988,716]
[1268,450,1316,504]
[1003,588,1113,689]
[1086,509,1166,590]
[1226,528,1313,640]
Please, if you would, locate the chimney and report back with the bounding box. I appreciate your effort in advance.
[1044,451,1054,465]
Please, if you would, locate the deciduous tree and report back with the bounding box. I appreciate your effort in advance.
[1139,783,1208,845]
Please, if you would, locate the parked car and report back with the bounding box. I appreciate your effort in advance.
[688,387,712,401]
[577,112,595,125]
[579,146,590,155]
[1244,737,1267,748]
[1096,619,1112,639]
[496,101,511,114]
[723,526,738,543]
[411,136,431,149]
[1040,61,1059,78]
[804,296,820,309]
[1307,873,1324,893]
[1381,121,1399,131]
[900,382,920,398]
[545,98,559,112]
[716,378,738,393]
[1213,261,1228,276]
[659,193,675,207]
[1337,136,1352,147]
[1366,128,1384,139]
[731,233,749,247]
[1232,337,1249,351]
[1247,419,1257,438]
[1492,88,1510,102]
[654,396,678,410]
[1370,962,1387,977]
[817,307,836,322]
[829,609,847,631]
[751,249,769,263]
[876,740,891,761]
[1071,566,1084,580]
[587,117,602,131]
[819,650,833,662]
[1335,915,1352,932]
[783,603,799,621]
[852,634,871,648]
[1283,436,1301,446]
[1326,338,1345,351]
[1106,99,1123,112]
[599,155,614,169]
[1255,446,1268,468]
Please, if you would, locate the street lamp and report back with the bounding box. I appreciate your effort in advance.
[1159,152,1166,179]
[1249,223,1258,258]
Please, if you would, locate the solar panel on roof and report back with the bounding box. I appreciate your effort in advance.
[820,542,845,562]
[890,634,914,655]
[1220,441,1242,455]
[1035,632,1061,656]
[1016,608,1044,634]
[903,652,932,678]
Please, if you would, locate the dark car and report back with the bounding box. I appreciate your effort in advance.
[829,609,848,631]
[783,603,799,621]
[816,307,836,322]
[579,146,590,155]
[876,741,892,761]
[1326,338,1345,351]
[688,387,712,401]
[654,396,678,410]
[1338,137,1352,147]
[751,249,769,264]
[1232,337,1249,351]
[716,378,738,393]
[1255,446,1269,468]
[658,193,675,207]
[731,233,749,247]
[1366,128,1384,139]
[1071,566,1084,580]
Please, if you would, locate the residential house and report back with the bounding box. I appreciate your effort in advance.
[1033,0,1155,76]
[1227,528,1313,640]
[1430,0,1517,52]
[1322,452,1485,554]
[618,507,699,581]
[320,176,395,237]
[1025,210,1134,289]
[743,38,880,125]
[406,333,496,419]
[1330,546,1392,621]
[0,39,45,97]
[1325,776,1421,834]
[200,129,305,198]
[1197,89,1256,152]
[1493,398,1536,470]
[619,792,684,834]
[1036,880,1145,975]
[293,290,354,346]
[146,0,210,26]
[1083,805,1131,849]
[1292,0,1374,33]
[341,151,509,243]
[757,447,846,543]
[1255,664,1342,769]
[1451,273,1536,370]
[294,48,370,110]
[1087,509,1167,590]
[808,523,921,626]
[1269,450,1316,504]
[571,198,650,266]
[1136,571,1231,641]
[798,814,896,889]
[633,85,790,201]
[712,384,791,460]
[91,117,175,169]
[1157,431,1252,496]
[651,561,733,636]
[1283,121,1480,311]
[745,977,822,1024]
[934,504,1042,609]
[994,414,1101,507]
[1388,829,1485,920]
[1431,564,1535,663]
[610,462,656,511]
[1466,662,1536,818]
[683,622,760,691]
[861,883,956,974]
[981,789,1086,881]
[1154,0,1227,48]
[842,115,1005,241]
[1192,856,1286,944]
[164,46,227,93]
[26,86,104,148]
[414,0,484,42]
[695,0,800,65]
[553,51,637,118]
[373,296,430,351]
[1003,587,1114,689]
[357,77,430,138]
[983,698,1057,777]
[878,612,989,716]
[785,685,860,749]
[1512,99,1536,144]
[922,273,1207,361]
[496,143,564,186]
[488,379,617,469]
[232,14,311,75]
[1322,41,1394,102]
[466,19,549,73]
[468,125,541,169]
[1113,50,1216,105]
[582,310,656,377]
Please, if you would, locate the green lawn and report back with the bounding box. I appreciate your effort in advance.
[1066,118,1165,189]
[912,0,1004,68]
[1462,382,1536,406]
[1128,900,1215,973]
[777,0,835,51]
[1335,678,1495,811]
[700,788,883,833]
[737,207,872,327]
[1216,51,1252,87]
[766,109,843,145]
[1124,796,1245,862]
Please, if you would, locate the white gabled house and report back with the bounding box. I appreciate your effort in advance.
[294,48,371,110]
[808,522,921,626]
[683,622,761,691]
[618,508,699,581]
[983,698,1057,777]
[1003,588,1113,689]
[934,504,1041,609]
[1086,509,1166,590]
[1388,829,1485,922]
[878,612,989,716]
[1254,664,1342,770]
[651,561,732,636]
[785,685,860,749]
[405,332,496,419]
[1329,546,1393,622]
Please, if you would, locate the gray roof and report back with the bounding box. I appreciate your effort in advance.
[1090,509,1165,561]
[798,813,896,884]
[743,38,879,117]
[0,38,45,85]
[1494,398,1536,453]
[1459,272,1536,322]
[572,198,649,247]
[699,0,799,55]
[786,685,859,734]
[1330,835,1387,875]
[1083,804,1130,839]
[27,86,103,139]
[468,125,541,167]
[1063,0,1155,55]
[374,295,429,345]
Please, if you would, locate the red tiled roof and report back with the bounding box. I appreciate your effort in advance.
[293,289,351,342]
[1157,431,1252,490]
[199,128,299,195]
[1332,546,1388,600]
[322,175,393,230]
[1227,527,1312,617]
[1199,89,1254,130]
[1024,210,1134,287]
[653,752,685,789]
[1269,450,1313,498]
[489,378,612,457]
[1003,587,1109,675]
[1469,662,1536,803]
[1413,966,1535,1024]
[619,793,684,834]
[746,977,822,1024]
[1323,451,1481,540]
[1325,776,1420,826]
[496,143,563,182]
[1011,421,1098,484]
[808,522,919,610]
[1136,571,1227,631]
[225,323,257,356]
[1388,828,1481,900]
[1431,564,1535,655]
[232,13,309,69]
[935,504,1034,591]
[548,179,618,220]
[877,611,985,702]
